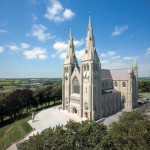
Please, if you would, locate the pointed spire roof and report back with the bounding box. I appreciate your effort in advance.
[64,28,78,65]
[82,16,99,61]
[88,15,92,27]
[133,58,138,67]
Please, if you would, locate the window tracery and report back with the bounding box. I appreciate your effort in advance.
[72,76,80,94]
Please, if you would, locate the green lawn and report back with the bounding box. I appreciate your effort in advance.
[0,116,32,150]
[140,92,150,99]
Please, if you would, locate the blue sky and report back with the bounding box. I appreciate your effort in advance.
[0,0,150,78]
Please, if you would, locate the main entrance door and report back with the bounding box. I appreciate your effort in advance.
[85,112,88,119]
[73,107,77,114]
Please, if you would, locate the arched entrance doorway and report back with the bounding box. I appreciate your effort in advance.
[85,112,88,119]
[73,107,77,114]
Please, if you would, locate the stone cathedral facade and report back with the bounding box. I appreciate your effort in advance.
[62,17,138,120]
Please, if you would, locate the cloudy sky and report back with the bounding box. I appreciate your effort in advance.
[0,0,150,78]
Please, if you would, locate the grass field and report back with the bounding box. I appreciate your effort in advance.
[140,92,150,99]
[0,116,32,150]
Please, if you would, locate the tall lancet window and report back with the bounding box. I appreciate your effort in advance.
[72,76,80,94]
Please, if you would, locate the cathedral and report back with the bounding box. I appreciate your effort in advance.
[62,17,138,120]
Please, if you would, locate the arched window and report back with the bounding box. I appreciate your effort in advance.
[84,102,88,110]
[87,64,89,71]
[84,64,86,71]
[122,95,126,103]
[122,82,126,87]
[72,76,80,94]
[114,81,118,87]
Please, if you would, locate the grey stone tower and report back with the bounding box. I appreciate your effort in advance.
[62,28,78,111]
[81,16,102,120]
[132,58,138,108]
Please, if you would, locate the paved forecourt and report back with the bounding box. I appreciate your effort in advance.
[28,106,82,133]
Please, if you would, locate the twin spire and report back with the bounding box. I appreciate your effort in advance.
[64,16,99,65]
[64,28,78,65]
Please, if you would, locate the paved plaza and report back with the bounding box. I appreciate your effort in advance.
[28,106,83,133]
[28,106,123,133]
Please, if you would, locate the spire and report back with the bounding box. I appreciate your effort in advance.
[82,16,99,61]
[88,15,92,28]
[69,27,73,39]
[133,58,138,67]
[64,28,78,65]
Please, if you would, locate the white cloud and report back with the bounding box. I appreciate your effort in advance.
[21,43,30,49]
[44,0,75,22]
[0,47,4,53]
[63,9,75,19]
[53,38,84,60]
[123,56,135,60]
[59,52,66,59]
[31,14,38,21]
[59,49,84,60]
[101,60,109,64]
[139,64,150,77]
[51,54,56,58]
[100,51,116,58]
[75,49,84,60]
[112,55,120,59]
[7,44,19,51]
[146,47,150,55]
[112,25,128,36]
[27,24,54,41]
[23,47,47,60]
[74,39,84,47]
[0,29,8,33]
[53,41,68,53]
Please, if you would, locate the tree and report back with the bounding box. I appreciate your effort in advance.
[101,111,150,150]
[0,94,7,122]
[20,120,107,150]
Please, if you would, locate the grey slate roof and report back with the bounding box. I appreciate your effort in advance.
[101,68,129,80]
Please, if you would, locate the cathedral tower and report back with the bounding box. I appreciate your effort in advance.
[81,16,102,120]
[132,58,138,108]
[62,28,78,111]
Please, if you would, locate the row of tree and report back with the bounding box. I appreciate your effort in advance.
[138,80,150,92]
[20,111,150,150]
[0,82,62,124]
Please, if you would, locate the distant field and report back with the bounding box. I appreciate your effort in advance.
[0,81,13,85]
[3,86,17,89]
[13,80,21,84]
[0,116,32,150]
[0,80,21,86]
[140,92,150,99]
[138,77,150,80]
